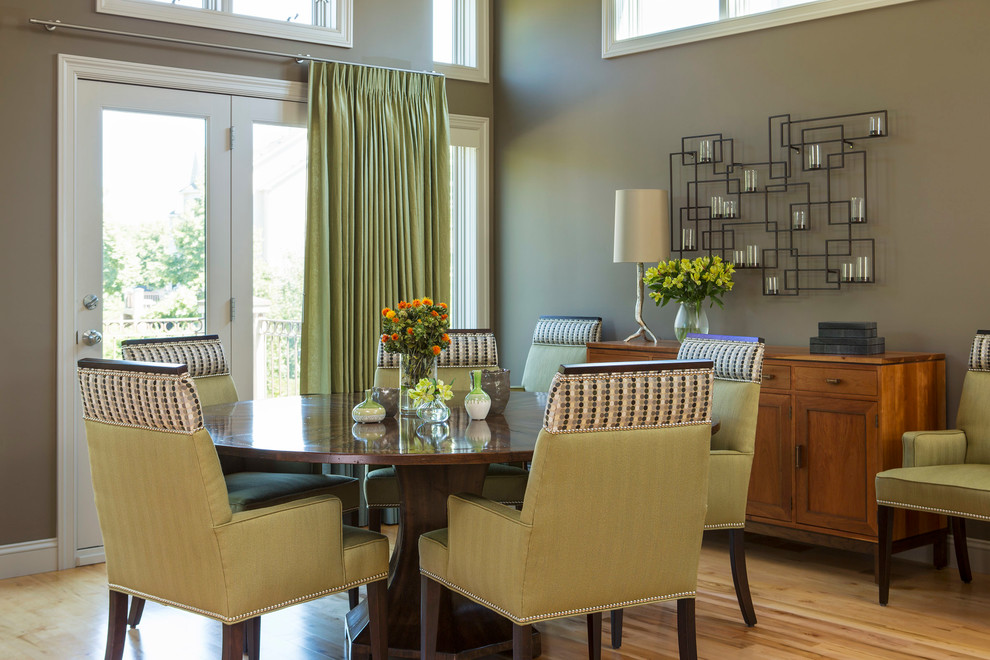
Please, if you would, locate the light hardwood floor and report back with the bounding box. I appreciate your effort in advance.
[3,531,989,659]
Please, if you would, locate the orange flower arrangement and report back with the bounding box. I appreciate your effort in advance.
[379,297,451,360]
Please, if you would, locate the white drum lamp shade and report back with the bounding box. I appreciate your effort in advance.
[614,189,670,264]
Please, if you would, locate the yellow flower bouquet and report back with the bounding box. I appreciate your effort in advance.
[643,256,734,341]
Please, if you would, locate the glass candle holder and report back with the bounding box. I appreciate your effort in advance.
[746,244,760,267]
[698,139,713,163]
[869,115,885,136]
[766,275,779,295]
[710,195,723,218]
[841,262,854,282]
[792,208,807,230]
[682,227,696,251]
[743,168,758,192]
[850,196,865,223]
[807,144,822,169]
[856,256,871,282]
[732,249,745,266]
[723,199,736,218]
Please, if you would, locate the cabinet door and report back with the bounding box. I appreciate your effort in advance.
[795,396,878,536]
[747,392,792,522]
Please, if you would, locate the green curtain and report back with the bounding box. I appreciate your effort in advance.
[301,62,450,394]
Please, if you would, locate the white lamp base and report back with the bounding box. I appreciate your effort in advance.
[623,262,658,343]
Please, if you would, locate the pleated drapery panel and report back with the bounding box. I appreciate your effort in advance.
[302,62,450,394]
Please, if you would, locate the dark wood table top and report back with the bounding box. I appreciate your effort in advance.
[205,391,546,466]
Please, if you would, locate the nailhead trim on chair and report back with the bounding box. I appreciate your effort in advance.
[122,336,230,378]
[532,316,602,346]
[677,336,765,383]
[78,366,203,434]
[543,368,712,434]
[970,332,990,372]
[377,331,499,368]
[704,522,746,530]
[876,499,990,522]
[420,569,694,624]
[109,571,389,623]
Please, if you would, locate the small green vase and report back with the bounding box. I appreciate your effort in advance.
[352,389,386,423]
[464,370,492,420]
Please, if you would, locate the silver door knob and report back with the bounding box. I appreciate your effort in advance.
[82,329,103,346]
[83,294,100,310]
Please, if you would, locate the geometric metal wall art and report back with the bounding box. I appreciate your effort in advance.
[669,109,888,295]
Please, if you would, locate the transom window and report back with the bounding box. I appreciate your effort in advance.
[433,0,490,83]
[97,0,353,47]
[603,0,919,57]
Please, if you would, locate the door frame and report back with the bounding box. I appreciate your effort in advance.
[56,54,306,570]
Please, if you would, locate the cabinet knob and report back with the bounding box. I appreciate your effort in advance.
[825,378,841,385]
[764,373,775,380]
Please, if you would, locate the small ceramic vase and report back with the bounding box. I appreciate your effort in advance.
[474,368,510,415]
[464,370,492,420]
[417,398,451,424]
[371,387,400,417]
[352,389,386,423]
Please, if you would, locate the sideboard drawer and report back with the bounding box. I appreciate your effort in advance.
[792,366,877,396]
[760,364,790,389]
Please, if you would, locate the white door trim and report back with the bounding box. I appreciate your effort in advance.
[56,54,306,572]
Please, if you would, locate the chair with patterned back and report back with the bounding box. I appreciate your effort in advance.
[366,329,528,532]
[876,330,990,604]
[121,335,362,621]
[77,357,390,660]
[609,334,765,645]
[420,359,715,660]
[519,315,603,392]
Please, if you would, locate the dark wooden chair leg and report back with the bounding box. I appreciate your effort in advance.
[513,623,533,659]
[367,578,388,659]
[243,616,260,660]
[729,528,757,626]
[421,575,441,659]
[126,596,145,628]
[609,609,623,649]
[676,598,697,660]
[586,611,602,660]
[368,508,383,534]
[878,504,894,605]
[951,516,973,583]
[105,590,128,660]
[221,621,245,660]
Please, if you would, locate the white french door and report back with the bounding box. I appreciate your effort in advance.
[70,79,306,564]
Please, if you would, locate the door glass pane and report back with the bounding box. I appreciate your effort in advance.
[252,123,307,398]
[232,0,314,24]
[102,110,207,359]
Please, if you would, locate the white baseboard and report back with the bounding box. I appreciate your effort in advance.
[899,537,990,576]
[76,546,106,567]
[0,538,58,580]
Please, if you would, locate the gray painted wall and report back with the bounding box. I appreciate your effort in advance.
[493,0,987,426]
[0,0,495,547]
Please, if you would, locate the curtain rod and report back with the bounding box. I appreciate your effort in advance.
[29,18,444,77]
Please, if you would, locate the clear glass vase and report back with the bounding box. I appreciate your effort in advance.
[416,398,451,424]
[399,353,438,414]
[674,301,709,342]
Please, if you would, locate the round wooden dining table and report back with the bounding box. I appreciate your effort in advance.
[204,390,547,659]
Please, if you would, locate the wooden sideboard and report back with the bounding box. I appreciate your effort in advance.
[587,339,948,561]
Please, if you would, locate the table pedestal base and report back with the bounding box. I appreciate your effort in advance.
[345,463,540,659]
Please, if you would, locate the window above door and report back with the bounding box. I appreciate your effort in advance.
[602,0,919,58]
[96,0,353,47]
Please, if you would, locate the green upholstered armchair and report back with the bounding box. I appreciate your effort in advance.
[120,335,362,620]
[365,330,528,532]
[610,334,765,646]
[420,359,715,660]
[77,358,390,660]
[518,315,602,392]
[876,330,990,605]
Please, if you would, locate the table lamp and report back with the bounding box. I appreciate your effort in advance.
[613,189,670,343]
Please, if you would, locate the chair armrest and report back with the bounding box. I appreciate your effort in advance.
[213,495,345,593]
[902,430,968,467]
[446,493,530,600]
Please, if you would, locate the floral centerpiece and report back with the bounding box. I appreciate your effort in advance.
[380,297,451,412]
[409,377,454,423]
[643,256,734,341]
